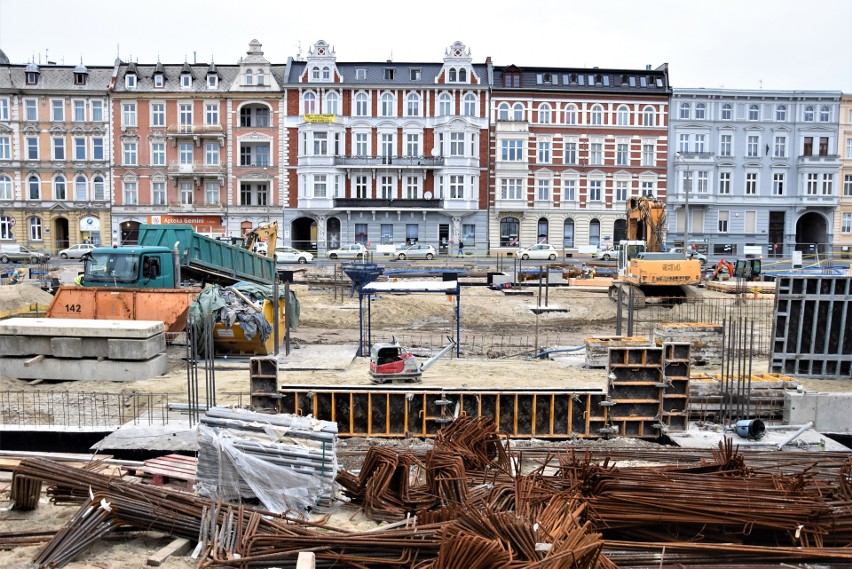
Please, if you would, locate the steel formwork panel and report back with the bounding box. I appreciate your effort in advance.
[771,276,852,379]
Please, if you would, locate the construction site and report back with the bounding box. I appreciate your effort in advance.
[0,223,851,568]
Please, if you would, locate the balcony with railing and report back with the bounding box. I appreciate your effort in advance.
[333,156,444,169]
[798,154,840,165]
[676,152,716,161]
[165,124,226,145]
[333,197,443,209]
[166,161,225,177]
[796,193,839,207]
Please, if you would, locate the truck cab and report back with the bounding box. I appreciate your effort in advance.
[81,246,175,288]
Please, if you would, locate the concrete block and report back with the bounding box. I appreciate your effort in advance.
[0,318,165,339]
[584,336,651,368]
[296,552,316,569]
[785,391,852,433]
[0,353,169,381]
[654,323,723,365]
[0,334,165,361]
[108,336,167,360]
[51,337,83,358]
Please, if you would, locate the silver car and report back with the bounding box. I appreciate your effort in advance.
[327,243,368,260]
[394,244,436,260]
[274,246,313,264]
[58,243,96,259]
[515,243,558,261]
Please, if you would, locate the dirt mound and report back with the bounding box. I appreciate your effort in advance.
[0,283,55,314]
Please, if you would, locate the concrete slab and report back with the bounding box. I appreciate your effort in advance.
[0,318,164,338]
[1,353,169,381]
[669,424,851,452]
[785,391,852,433]
[0,334,165,360]
[93,417,197,452]
[279,344,358,371]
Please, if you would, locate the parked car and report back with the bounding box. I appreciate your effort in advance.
[327,243,368,260]
[592,248,615,261]
[394,244,436,260]
[58,243,96,259]
[515,243,558,261]
[274,246,313,264]
[669,247,708,266]
[0,244,50,264]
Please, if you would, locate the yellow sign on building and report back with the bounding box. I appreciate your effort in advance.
[304,114,336,124]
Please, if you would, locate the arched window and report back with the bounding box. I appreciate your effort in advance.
[498,102,510,121]
[565,104,577,125]
[448,68,457,82]
[512,103,524,121]
[643,106,655,126]
[322,66,331,80]
[721,103,733,120]
[325,92,339,115]
[29,216,42,241]
[355,93,368,116]
[245,69,253,85]
[463,93,476,117]
[589,219,601,246]
[256,70,265,86]
[804,106,815,122]
[380,92,394,117]
[27,175,40,200]
[679,102,691,119]
[458,68,467,82]
[695,103,706,119]
[590,104,603,125]
[563,218,575,248]
[93,175,105,200]
[311,67,320,80]
[53,175,66,200]
[616,105,629,126]
[303,92,317,114]
[748,104,760,121]
[819,105,830,122]
[775,105,787,121]
[75,174,87,200]
[0,174,12,200]
[538,103,551,124]
[500,217,519,247]
[537,218,549,243]
[438,93,452,116]
[406,93,420,116]
[0,215,13,239]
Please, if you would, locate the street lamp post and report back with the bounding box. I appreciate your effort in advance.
[675,152,691,249]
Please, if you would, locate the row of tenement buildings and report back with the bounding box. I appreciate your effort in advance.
[0,39,849,258]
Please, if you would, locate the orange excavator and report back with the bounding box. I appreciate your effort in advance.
[708,258,762,281]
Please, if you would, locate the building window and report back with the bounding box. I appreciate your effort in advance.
[745,172,757,195]
[405,133,420,157]
[641,143,655,166]
[153,74,164,88]
[719,171,731,195]
[313,132,328,156]
[380,92,394,117]
[91,100,103,122]
[589,219,601,246]
[438,93,452,116]
[355,93,368,116]
[29,217,42,241]
[590,143,603,165]
[74,137,86,160]
[0,215,13,239]
[0,136,8,160]
[497,103,509,121]
[354,223,368,245]
[538,103,552,124]
[53,175,66,200]
[180,181,193,204]
[718,210,729,232]
[747,135,760,157]
[678,133,690,154]
[695,171,708,194]
[152,181,166,205]
[500,217,519,247]
[513,103,524,121]
[819,137,829,156]
[92,138,104,161]
[721,103,733,120]
[0,98,8,121]
[616,105,629,126]
[819,105,830,122]
[325,92,339,115]
[562,178,576,202]
[72,100,85,122]
[0,175,11,200]
[151,103,165,127]
[123,181,138,205]
[774,135,787,158]
[500,178,523,200]
[501,140,523,161]
[74,175,87,200]
[405,176,420,198]
[804,137,814,156]
[203,181,218,204]
[588,180,602,201]
[616,143,628,165]
[695,103,706,119]
[564,141,577,165]
[52,138,65,160]
[354,176,368,199]
[641,180,654,196]
[354,133,368,156]
[642,106,655,126]
[695,134,706,153]
[538,141,551,163]
[448,132,464,157]
[93,176,105,200]
[748,104,760,121]
[806,173,818,195]
[679,102,691,119]
[122,102,137,127]
[50,99,64,122]
[123,142,137,165]
[205,142,219,165]
[24,99,37,121]
[773,173,785,195]
[590,105,603,125]
[207,74,218,89]
[26,137,38,160]
[463,94,476,117]
[804,106,815,122]
[776,105,787,121]
[125,74,136,89]
[178,142,193,164]
[177,103,192,127]
[205,103,219,125]
[720,134,732,156]
[313,174,328,198]
[449,175,464,199]
[822,173,834,195]
[537,179,550,202]
[615,180,628,202]
[303,92,317,115]
[380,133,394,159]
[565,105,577,125]
[845,174,852,196]
[843,212,852,234]
[181,74,192,88]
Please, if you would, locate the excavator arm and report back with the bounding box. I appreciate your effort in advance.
[243,221,278,259]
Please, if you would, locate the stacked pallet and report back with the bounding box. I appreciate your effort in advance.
[196,407,338,514]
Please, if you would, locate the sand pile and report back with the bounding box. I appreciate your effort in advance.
[0,282,55,314]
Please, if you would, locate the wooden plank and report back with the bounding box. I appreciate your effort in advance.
[143,458,197,474]
[141,465,195,482]
[147,537,192,566]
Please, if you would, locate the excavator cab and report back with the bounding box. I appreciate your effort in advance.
[735,259,761,280]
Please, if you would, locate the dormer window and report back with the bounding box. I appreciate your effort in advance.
[257,70,265,86]
[384,68,395,80]
[410,68,421,81]
[245,69,253,85]
[449,68,457,82]
[125,74,137,89]
[459,68,467,82]
[207,74,218,89]
[312,67,320,80]
[322,66,330,80]
[181,74,192,88]
[153,74,164,88]
[356,69,366,80]
[74,73,87,86]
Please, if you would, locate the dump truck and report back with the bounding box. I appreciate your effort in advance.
[47,225,284,353]
[609,197,702,307]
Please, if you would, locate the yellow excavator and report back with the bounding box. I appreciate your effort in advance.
[609,196,702,307]
[243,221,278,258]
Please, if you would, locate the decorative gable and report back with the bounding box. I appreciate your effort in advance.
[438,41,479,85]
[302,40,340,84]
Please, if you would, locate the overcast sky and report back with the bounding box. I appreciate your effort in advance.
[1,0,850,92]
